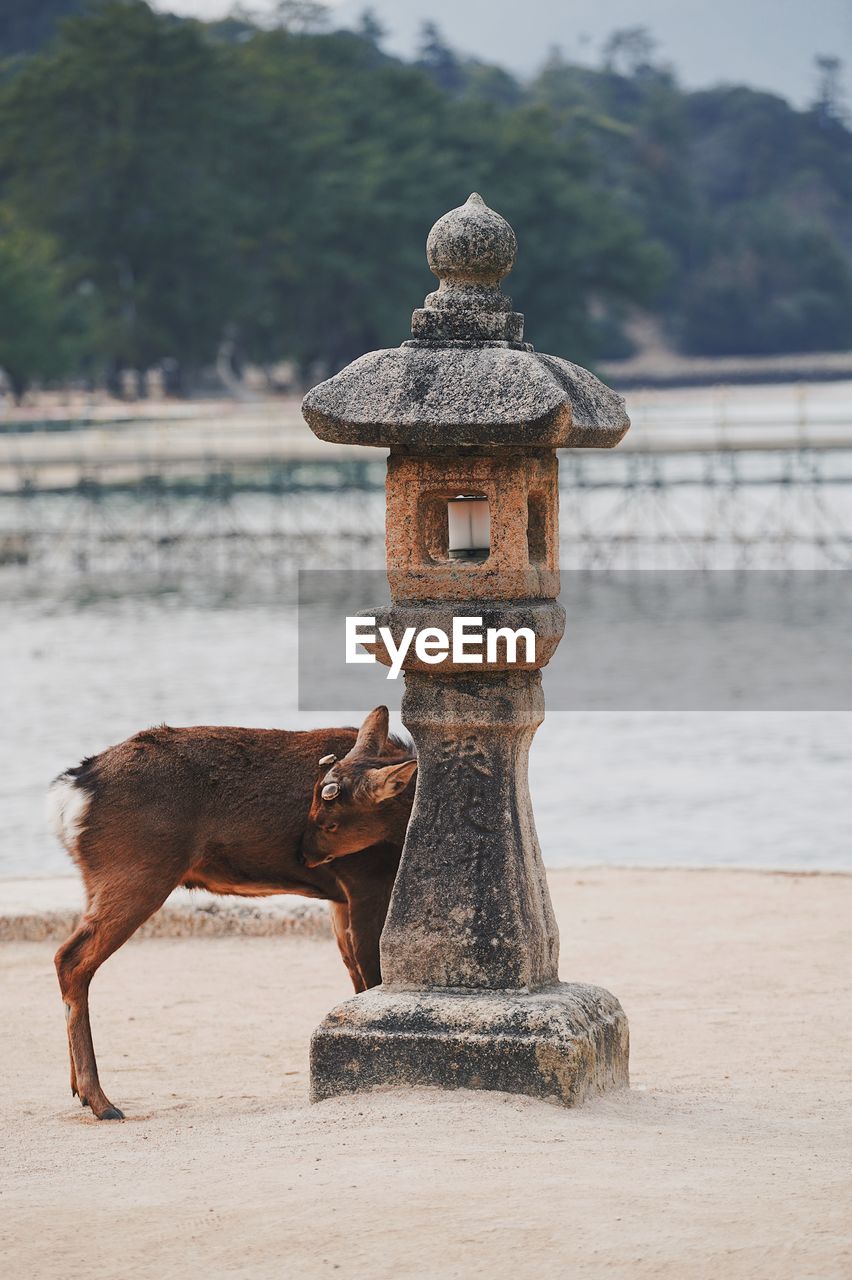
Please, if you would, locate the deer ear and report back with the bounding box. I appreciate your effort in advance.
[352,705,389,757]
[363,759,417,803]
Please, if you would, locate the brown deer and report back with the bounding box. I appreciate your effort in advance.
[47,705,416,1120]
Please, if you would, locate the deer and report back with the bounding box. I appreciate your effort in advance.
[47,705,416,1120]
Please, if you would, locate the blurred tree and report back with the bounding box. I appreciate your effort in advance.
[225,22,664,376]
[0,0,243,392]
[227,27,464,375]
[355,8,385,47]
[0,209,92,400]
[532,52,852,357]
[272,2,329,34]
[481,105,670,362]
[2,0,850,392]
[675,208,852,354]
[417,21,464,95]
[461,61,524,108]
[602,27,657,78]
[0,0,88,57]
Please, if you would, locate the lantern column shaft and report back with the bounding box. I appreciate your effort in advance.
[380,671,560,990]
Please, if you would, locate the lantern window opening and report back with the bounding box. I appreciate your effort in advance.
[418,491,492,566]
[447,493,491,563]
[527,492,548,567]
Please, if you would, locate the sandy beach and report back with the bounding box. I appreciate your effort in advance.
[2,867,850,1279]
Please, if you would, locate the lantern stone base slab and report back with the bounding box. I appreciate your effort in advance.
[309,982,629,1108]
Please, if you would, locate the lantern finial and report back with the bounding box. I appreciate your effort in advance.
[412,193,525,344]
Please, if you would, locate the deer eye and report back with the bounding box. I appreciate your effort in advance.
[321,782,340,801]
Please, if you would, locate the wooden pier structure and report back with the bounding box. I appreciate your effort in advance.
[0,390,850,575]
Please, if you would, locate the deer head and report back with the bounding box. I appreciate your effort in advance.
[301,706,417,867]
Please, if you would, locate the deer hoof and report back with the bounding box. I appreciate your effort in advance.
[98,1106,125,1121]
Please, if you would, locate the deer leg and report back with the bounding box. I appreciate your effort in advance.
[55,876,177,1120]
[329,902,367,993]
[66,1020,79,1099]
[341,893,389,991]
[63,887,95,1101]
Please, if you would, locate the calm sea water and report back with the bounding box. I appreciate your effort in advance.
[3,380,851,876]
[2,593,850,877]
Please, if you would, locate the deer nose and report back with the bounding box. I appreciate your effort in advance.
[301,851,334,868]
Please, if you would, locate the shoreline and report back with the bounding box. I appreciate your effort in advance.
[0,877,332,943]
[599,347,852,389]
[2,865,850,943]
[4,352,852,432]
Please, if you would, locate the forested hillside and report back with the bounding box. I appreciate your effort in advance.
[1,0,850,397]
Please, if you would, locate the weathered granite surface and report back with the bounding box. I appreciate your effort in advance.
[311,983,629,1106]
[381,671,558,989]
[425,193,516,301]
[301,345,629,449]
[413,190,523,343]
[303,192,630,1108]
[301,191,629,450]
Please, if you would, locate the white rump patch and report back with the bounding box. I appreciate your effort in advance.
[47,776,91,849]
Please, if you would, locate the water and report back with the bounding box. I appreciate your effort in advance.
[3,379,851,877]
[2,593,850,878]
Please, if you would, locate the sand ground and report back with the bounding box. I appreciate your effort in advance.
[1,868,850,1280]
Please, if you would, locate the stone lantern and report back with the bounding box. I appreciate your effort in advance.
[302,193,630,1106]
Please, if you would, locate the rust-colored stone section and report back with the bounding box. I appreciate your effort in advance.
[386,450,559,601]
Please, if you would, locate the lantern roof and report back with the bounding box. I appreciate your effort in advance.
[302,193,629,450]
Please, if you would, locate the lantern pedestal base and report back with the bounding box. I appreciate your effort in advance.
[309,982,628,1108]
